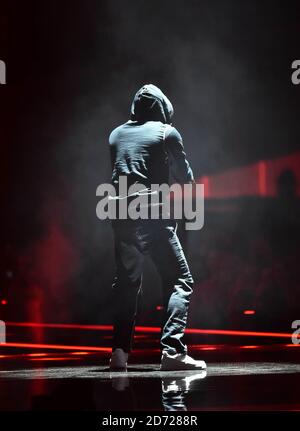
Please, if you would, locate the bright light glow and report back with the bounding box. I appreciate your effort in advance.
[243,310,256,315]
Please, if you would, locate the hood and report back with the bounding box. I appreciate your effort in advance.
[130,84,174,124]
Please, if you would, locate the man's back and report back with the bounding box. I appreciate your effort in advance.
[110,120,172,191]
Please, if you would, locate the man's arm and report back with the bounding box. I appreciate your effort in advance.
[164,127,194,183]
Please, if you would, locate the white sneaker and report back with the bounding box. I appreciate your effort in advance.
[160,351,207,371]
[109,348,129,371]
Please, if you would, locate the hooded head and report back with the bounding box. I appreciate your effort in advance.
[130,84,174,124]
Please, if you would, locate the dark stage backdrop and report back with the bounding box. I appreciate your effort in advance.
[1,0,300,329]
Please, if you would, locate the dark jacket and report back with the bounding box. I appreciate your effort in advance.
[109,84,194,195]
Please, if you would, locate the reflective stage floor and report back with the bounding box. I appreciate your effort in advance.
[0,323,300,411]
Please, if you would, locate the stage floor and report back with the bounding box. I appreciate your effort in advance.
[1,342,300,411]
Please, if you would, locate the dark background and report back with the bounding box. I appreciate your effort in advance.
[0,0,300,329]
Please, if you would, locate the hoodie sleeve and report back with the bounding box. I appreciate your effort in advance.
[164,126,194,183]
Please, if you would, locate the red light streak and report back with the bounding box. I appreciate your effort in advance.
[4,322,294,339]
[28,353,47,357]
[189,344,219,351]
[1,342,111,352]
[29,357,80,361]
[240,345,259,349]
[198,347,218,351]
[6,322,113,331]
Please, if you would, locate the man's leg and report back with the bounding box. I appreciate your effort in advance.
[149,221,194,355]
[112,226,144,354]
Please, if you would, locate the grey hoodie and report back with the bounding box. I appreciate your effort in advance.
[109,84,194,194]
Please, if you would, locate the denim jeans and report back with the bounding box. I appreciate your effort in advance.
[111,219,194,355]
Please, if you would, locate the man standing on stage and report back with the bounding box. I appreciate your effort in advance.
[108,84,206,371]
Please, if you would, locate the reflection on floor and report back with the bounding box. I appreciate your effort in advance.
[1,344,300,411]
